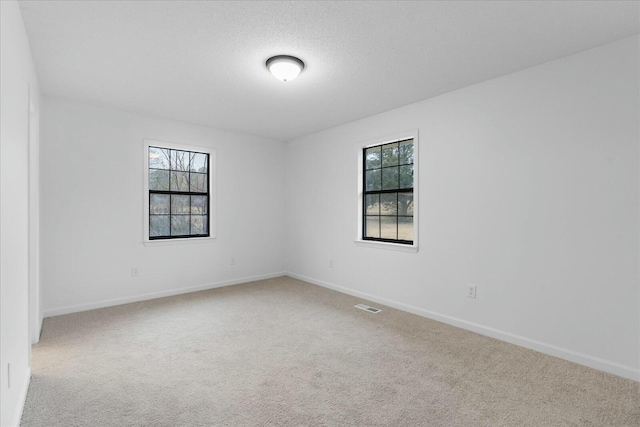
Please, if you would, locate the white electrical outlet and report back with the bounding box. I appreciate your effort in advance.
[329,259,334,268]
[131,267,139,277]
[467,285,477,299]
[230,257,236,266]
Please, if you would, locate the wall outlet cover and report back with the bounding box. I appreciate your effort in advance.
[467,285,477,299]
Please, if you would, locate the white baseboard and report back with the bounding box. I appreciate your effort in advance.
[11,367,31,427]
[43,272,286,318]
[286,271,640,382]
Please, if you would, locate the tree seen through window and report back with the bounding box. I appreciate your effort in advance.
[148,146,209,239]
[363,139,414,243]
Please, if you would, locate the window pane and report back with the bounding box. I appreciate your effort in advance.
[398,140,414,165]
[190,215,208,235]
[365,169,381,191]
[365,146,381,170]
[381,143,398,167]
[365,194,379,215]
[171,150,190,171]
[149,170,169,191]
[365,216,380,238]
[398,192,414,216]
[398,216,413,241]
[361,138,415,245]
[170,171,189,191]
[380,216,397,239]
[171,195,190,214]
[399,165,413,189]
[381,167,399,190]
[190,173,207,192]
[191,195,208,214]
[380,193,397,215]
[171,215,189,236]
[150,194,170,214]
[150,215,170,237]
[149,147,170,170]
[148,145,212,240]
[190,153,208,173]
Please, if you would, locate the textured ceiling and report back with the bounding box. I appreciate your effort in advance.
[19,1,639,141]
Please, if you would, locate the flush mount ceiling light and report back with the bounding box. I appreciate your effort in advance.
[266,55,305,82]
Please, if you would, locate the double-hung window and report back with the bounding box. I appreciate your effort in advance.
[144,140,215,241]
[358,131,418,251]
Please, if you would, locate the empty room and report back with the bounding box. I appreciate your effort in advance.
[1,1,639,426]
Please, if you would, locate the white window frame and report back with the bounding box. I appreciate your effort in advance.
[143,139,216,246]
[355,129,419,253]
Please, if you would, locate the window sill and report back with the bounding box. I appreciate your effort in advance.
[143,236,216,247]
[354,239,418,253]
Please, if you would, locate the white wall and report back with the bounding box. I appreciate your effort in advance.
[0,1,41,426]
[285,36,640,381]
[41,98,286,316]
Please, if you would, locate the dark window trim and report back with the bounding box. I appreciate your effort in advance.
[362,138,414,245]
[148,146,210,240]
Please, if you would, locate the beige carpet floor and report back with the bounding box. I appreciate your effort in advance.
[21,276,639,426]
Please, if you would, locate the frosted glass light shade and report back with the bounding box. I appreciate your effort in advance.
[266,55,304,82]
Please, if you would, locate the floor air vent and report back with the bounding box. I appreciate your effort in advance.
[354,304,381,313]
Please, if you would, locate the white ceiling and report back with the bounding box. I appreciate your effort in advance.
[19,1,639,141]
